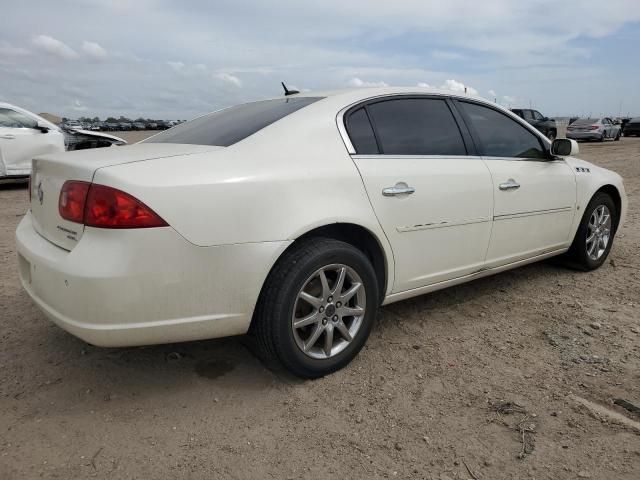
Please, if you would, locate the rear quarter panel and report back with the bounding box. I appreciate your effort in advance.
[91,103,396,292]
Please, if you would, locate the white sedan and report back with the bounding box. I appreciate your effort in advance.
[16,87,627,378]
[0,103,65,180]
[0,102,126,181]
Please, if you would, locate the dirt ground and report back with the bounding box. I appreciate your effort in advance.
[1,137,639,480]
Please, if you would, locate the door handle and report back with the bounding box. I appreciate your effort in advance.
[382,182,416,196]
[499,179,520,191]
[0,134,16,140]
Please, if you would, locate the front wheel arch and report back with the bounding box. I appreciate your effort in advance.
[595,185,622,233]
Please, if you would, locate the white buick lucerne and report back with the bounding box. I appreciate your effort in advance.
[16,87,627,378]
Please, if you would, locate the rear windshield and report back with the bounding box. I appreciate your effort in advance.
[144,97,323,146]
[571,118,598,125]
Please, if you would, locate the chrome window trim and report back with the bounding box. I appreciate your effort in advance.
[335,92,551,156]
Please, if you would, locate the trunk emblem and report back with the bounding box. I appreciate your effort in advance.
[36,182,44,205]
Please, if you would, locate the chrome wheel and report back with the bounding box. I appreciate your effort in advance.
[586,205,611,261]
[292,264,366,359]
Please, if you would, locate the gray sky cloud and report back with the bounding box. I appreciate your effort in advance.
[1,1,639,119]
[31,34,78,59]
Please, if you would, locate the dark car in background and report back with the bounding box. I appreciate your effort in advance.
[623,117,640,137]
[511,108,557,140]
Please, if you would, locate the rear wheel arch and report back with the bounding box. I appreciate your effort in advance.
[292,223,388,301]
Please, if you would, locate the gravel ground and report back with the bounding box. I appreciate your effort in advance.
[1,137,639,480]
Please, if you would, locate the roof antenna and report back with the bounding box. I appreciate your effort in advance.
[281,82,299,96]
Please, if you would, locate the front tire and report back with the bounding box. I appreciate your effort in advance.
[565,192,617,270]
[252,238,379,378]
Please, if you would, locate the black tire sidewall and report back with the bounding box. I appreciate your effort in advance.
[270,240,379,378]
[572,193,617,270]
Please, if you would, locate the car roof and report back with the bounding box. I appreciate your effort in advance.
[294,86,481,103]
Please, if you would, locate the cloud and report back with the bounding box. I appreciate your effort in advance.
[167,61,186,73]
[31,35,77,59]
[82,41,107,59]
[70,99,88,112]
[0,41,30,57]
[213,72,242,87]
[417,82,431,88]
[440,79,478,95]
[502,95,516,104]
[431,50,464,60]
[348,77,389,88]
[488,89,497,98]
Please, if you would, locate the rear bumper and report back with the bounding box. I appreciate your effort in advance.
[566,131,602,140]
[16,211,289,347]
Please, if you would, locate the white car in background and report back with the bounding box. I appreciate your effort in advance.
[0,102,125,181]
[0,103,65,180]
[16,87,627,378]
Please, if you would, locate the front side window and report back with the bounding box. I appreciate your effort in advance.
[0,108,37,129]
[523,110,534,121]
[144,97,322,147]
[458,101,546,159]
[363,98,466,156]
[532,110,544,121]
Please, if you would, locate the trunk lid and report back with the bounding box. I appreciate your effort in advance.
[29,143,219,250]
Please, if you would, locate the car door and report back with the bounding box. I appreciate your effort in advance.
[345,96,494,293]
[454,100,577,267]
[0,107,57,176]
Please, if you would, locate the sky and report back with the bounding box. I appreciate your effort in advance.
[1,0,639,120]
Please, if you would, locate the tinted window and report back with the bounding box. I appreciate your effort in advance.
[145,97,322,147]
[522,110,534,121]
[346,108,379,154]
[366,98,466,155]
[459,102,546,159]
[0,108,37,128]
[532,110,544,120]
[572,118,598,126]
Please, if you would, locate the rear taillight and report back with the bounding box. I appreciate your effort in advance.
[84,184,167,228]
[59,182,167,229]
[589,125,599,130]
[59,181,90,223]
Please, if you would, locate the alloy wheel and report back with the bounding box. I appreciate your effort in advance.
[586,205,612,261]
[291,264,366,359]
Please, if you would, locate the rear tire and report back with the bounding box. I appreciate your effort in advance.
[547,130,557,141]
[564,192,617,271]
[252,238,379,378]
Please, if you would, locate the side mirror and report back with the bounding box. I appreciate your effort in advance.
[550,138,579,157]
[35,121,50,133]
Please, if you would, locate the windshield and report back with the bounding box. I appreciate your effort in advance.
[144,97,323,147]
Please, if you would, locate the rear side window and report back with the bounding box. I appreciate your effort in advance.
[145,97,322,147]
[365,98,466,155]
[458,102,546,159]
[345,108,379,154]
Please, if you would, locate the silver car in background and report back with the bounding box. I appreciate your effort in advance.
[566,117,621,142]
